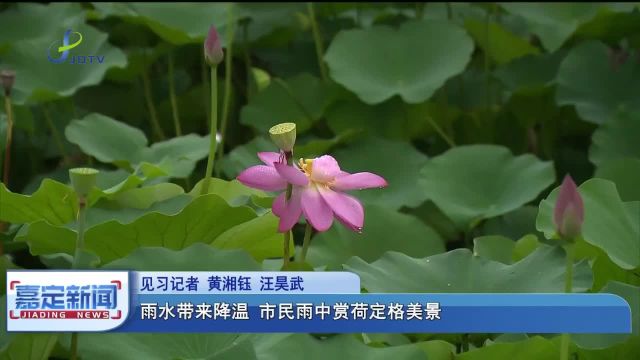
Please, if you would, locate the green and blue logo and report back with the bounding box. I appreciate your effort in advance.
[47,29,105,64]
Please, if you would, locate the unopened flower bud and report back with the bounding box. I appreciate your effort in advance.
[269,122,297,153]
[204,25,224,66]
[554,175,584,240]
[1,70,15,97]
[69,167,99,198]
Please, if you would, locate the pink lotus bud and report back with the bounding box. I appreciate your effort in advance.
[204,25,224,66]
[554,175,584,240]
[1,69,15,97]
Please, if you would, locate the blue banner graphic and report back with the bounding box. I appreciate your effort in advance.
[121,293,631,333]
[6,271,632,334]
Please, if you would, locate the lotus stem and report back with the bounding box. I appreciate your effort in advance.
[300,222,313,263]
[307,2,328,81]
[215,9,237,177]
[200,66,218,195]
[168,52,182,136]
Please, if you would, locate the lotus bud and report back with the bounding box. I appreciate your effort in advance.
[554,175,584,240]
[204,25,224,66]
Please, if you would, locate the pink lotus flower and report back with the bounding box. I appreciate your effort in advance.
[237,152,387,233]
[554,175,584,239]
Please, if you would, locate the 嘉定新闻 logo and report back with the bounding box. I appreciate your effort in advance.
[6,271,130,332]
[47,29,105,65]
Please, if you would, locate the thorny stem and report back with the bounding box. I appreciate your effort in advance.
[560,243,575,360]
[168,52,182,136]
[300,222,313,263]
[215,8,237,177]
[307,2,328,81]
[42,105,69,165]
[141,63,166,141]
[200,67,219,195]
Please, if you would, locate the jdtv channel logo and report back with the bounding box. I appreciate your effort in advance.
[47,29,106,64]
[6,271,130,332]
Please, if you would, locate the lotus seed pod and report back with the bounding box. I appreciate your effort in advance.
[69,167,99,198]
[269,122,297,153]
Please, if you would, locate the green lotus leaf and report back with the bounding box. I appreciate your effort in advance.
[419,145,555,228]
[103,243,261,270]
[91,2,232,45]
[501,3,601,52]
[555,41,640,124]
[324,20,473,104]
[16,194,282,264]
[333,137,430,210]
[464,19,539,65]
[0,179,76,225]
[472,235,515,264]
[251,334,426,360]
[78,333,257,360]
[589,111,640,165]
[65,113,210,178]
[308,204,445,267]
[458,336,558,360]
[346,245,592,293]
[0,3,127,104]
[240,74,336,133]
[0,332,58,360]
[594,158,640,202]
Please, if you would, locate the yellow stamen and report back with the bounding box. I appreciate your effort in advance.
[299,158,313,176]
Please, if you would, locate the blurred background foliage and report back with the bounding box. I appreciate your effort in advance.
[0,2,639,359]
